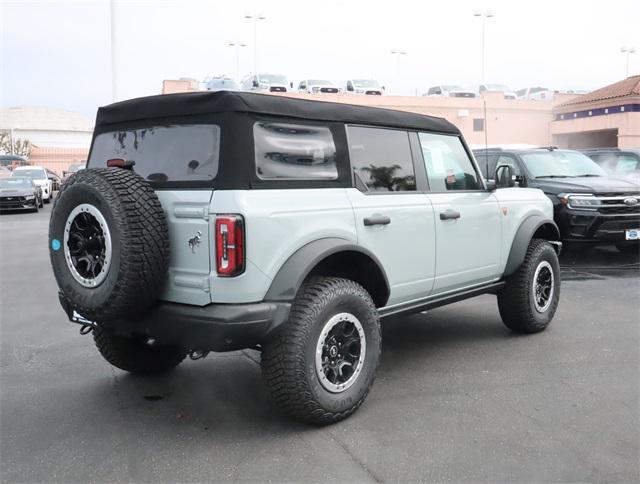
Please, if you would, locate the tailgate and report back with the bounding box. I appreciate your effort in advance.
[155,190,214,306]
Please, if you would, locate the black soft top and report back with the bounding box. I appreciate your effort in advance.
[95,91,460,135]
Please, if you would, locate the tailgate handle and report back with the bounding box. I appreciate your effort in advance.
[364,215,391,226]
[440,210,461,220]
[174,206,209,220]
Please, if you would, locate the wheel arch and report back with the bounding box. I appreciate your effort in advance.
[503,215,561,277]
[264,238,390,308]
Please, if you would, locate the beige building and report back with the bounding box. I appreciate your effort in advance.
[0,106,93,173]
[551,75,640,149]
[163,76,640,150]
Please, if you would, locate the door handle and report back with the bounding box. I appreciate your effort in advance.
[364,215,391,226]
[439,210,461,221]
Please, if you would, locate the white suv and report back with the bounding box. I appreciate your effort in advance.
[12,165,52,203]
[50,92,562,425]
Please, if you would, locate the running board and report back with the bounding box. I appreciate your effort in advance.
[379,281,505,319]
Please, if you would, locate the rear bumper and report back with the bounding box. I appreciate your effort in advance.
[58,292,291,352]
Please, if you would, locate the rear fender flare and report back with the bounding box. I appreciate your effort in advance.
[264,237,390,303]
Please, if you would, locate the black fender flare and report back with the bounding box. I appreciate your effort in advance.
[503,215,561,277]
[264,237,390,303]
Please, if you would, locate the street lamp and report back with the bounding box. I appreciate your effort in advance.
[473,9,495,85]
[620,46,636,78]
[390,48,407,95]
[244,13,267,75]
[228,41,247,80]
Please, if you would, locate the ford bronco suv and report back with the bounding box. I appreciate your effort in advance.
[50,91,562,424]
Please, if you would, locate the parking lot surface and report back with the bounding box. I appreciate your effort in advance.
[1,204,639,483]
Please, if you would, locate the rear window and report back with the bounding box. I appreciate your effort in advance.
[89,124,220,182]
[254,121,338,180]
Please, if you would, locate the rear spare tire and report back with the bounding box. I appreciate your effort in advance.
[49,168,169,321]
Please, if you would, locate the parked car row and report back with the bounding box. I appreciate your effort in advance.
[206,74,386,95]
[473,146,640,252]
[0,162,86,214]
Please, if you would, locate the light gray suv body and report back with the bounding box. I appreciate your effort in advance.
[50,91,562,424]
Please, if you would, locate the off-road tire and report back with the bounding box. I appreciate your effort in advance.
[93,327,187,374]
[262,277,381,425]
[49,168,169,321]
[498,238,560,333]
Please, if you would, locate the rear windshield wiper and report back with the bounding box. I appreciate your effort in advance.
[535,175,570,178]
[574,174,602,177]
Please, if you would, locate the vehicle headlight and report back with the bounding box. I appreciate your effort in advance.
[25,194,35,200]
[559,193,601,210]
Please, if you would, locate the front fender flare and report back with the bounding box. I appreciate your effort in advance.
[504,215,561,277]
[264,237,390,303]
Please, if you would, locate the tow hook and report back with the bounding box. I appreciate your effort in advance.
[79,324,94,335]
[189,350,209,360]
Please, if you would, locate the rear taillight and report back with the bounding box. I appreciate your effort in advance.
[215,215,245,276]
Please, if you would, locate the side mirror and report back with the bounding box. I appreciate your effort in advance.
[252,80,259,87]
[495,164,516,188]
[290,82,293,88]
[347,84,354,92]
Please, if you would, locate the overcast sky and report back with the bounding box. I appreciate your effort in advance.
[1,0,639,116]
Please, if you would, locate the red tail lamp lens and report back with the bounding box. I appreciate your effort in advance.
[215,215,245,276]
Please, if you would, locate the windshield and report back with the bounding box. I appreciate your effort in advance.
[0,178,33,188]
[521,151,607,178]
[308,80,332,86]
[258,74,288,85]
[353,79,380,88]
[12,169,46,179]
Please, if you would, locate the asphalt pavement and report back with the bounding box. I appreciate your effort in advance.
[1,204,639,483]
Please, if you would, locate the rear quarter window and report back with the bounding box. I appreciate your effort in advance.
[254,121,338,180]
[88,124,220,182]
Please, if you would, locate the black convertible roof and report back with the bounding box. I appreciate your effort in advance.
[95,91,460,135]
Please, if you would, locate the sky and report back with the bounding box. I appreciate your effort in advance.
[1,0,639,116]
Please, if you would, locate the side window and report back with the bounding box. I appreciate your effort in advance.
[474,152,494,178]
[299,81,306,90]
[418,132,481,191]
[495,155,522,176]
[254,121,338,180]
[347,126,416,192]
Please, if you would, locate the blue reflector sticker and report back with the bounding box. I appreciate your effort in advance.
[51,239,61,251]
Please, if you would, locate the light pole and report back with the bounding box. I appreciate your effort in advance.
[244,13,266,75]
[110,0,118,102]
[620,46,636,78]
[228,41,247,80]
[390,48,407,95]
[473,9,495,85]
